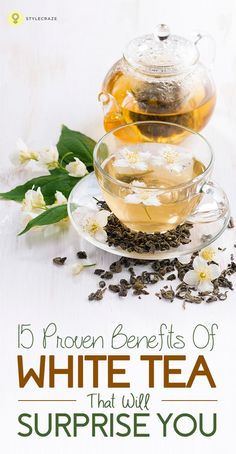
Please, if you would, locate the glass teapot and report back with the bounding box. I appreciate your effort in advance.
[99,24,216,142]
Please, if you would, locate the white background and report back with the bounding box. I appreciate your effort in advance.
[0,0,236,453]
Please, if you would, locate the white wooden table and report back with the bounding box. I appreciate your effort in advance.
[0,1,236,452]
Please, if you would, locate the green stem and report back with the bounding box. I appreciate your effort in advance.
[58,163,66,170]
[31,205,47,211]
[143,204,151,220]
[84,263,96,268]
[60,152,74,167]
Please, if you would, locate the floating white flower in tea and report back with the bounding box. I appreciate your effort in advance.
[184,256,221,292]
[112,147,151,174]
[152,145,194,185]
[152,145,192,172]
[125,190,160,206]
[124,180,160,206]
[130,180,147,189]
[124,192,161,206]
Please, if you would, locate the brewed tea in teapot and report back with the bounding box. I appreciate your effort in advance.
[99,24,216,142]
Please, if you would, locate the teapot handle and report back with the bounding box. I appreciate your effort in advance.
[193,31,216,65]
[98,91,126,130]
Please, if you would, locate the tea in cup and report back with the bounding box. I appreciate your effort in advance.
[94,121,228,233]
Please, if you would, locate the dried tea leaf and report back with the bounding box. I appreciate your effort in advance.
[94,269,105,275]
[53,256,67,265]
[228,217,235,229]
[109,284,120,293]
[184,291,203,304]
[101,271,113,279]
[159,286,175,302]
[77,251,87,259]
[88,288,106,301]
[201,234,212,243]
[206,295,218,303]
[217,291,228,301]
[99,281,106,288]
[109,260,123,273]
[167,273,176,281]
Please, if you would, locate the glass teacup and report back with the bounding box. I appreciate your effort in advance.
[94,121,228,233]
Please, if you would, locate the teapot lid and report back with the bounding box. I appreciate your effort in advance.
[124,24,199,75]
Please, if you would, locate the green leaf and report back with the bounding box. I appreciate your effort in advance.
[57,124,96,168]
[0,170,80,204]
[0,125,97,235]
[19,204,68,235]
[99,143,109,162]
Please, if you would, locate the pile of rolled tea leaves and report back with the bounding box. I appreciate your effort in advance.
[88,252,236,305]
[105,214,193,253]
[53,216,236,307]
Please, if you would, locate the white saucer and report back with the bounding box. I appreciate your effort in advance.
[68,172,230,260]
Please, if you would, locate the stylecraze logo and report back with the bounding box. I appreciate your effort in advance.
[8,11,25,26]
[8,11,57,26]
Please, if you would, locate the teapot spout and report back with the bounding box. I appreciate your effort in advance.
[98,91,126,131]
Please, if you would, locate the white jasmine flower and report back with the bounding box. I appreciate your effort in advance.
[72,263,84,275]
[199,246,218,263]
[152,146,193,173]
[65,158,88,177]
[21,187,46,226]
[82,210,110,242]
[13,138,39,166]
[130,180,147,189]
[125,190,160,206]
[178,254,192,265]
[53,191,67,206]
[113,148,151,172]
[39,145,59,170]
[72,262,96,275]
[125,180,159,205]
[184,256,221,292]
[22,187,46,215]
